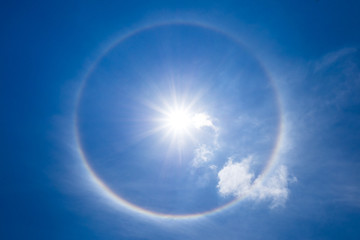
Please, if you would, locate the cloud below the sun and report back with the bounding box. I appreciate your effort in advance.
[193,144,214,167]
[188,112,295,209]
[191,112,219,167]
[217,156,296,208]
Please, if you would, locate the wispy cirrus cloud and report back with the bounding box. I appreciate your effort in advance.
[313,47,357,72]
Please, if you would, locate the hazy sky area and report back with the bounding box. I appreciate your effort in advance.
[1,1,360,239]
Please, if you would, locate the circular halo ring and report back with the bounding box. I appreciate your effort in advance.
[74,20,284,220]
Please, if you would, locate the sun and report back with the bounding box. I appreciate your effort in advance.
[142,93,216,146]
[165,108,192,134]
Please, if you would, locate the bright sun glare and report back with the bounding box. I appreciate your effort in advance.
[148,97,216,144]
[166,109,192,133]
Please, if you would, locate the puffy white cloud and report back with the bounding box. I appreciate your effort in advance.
[217,156,254,197]
[251,165,296,208]
[217,156,295,208]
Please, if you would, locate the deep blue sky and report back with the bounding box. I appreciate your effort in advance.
[1,0,360,239]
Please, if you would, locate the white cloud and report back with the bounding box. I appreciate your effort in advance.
[193,144,214,167]
[192,113,217,131]
[191,112,220,168]
[217,156,254,196]
[209,164,217,171]
[251,165,296,208]
[217,156,295,208]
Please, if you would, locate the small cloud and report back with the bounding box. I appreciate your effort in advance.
[191,112,220,168]
[192,113,217,131]
[217,156,295,208]
[193,144,214,167]
[209,164,217,171]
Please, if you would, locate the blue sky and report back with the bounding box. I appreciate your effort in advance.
[1,0,360,239]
